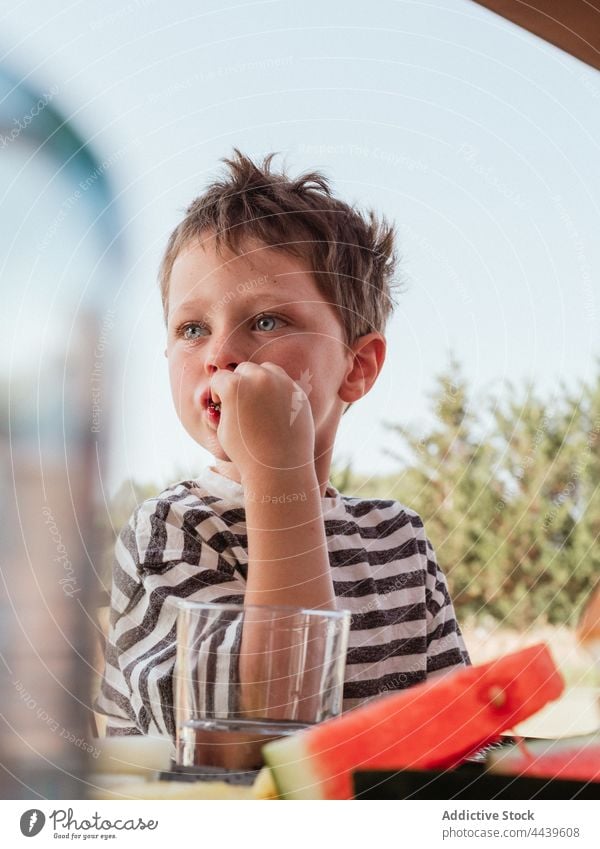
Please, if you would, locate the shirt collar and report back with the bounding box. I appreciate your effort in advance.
[193,465,341,507]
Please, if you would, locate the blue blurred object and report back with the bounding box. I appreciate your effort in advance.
[0,64,123,799]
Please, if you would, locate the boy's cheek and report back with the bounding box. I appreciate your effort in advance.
[167,374,193,422]
[167,357,193,395]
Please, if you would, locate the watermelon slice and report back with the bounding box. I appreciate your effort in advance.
[487,734,600,782]
[262,643,564,799]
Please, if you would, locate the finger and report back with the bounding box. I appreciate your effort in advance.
[257,361,289,377]
[233,361,258,374]
[209,368,238,403]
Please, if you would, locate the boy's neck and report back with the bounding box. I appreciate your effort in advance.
[211,458,333,498]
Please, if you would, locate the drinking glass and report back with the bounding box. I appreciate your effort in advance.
[174,601,350,770]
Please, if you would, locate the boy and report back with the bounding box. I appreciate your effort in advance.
[95,150,470,739]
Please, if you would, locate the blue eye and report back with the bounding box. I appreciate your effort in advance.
[177,314,285,340]
[181,323,206,340]
[255,314,285,332]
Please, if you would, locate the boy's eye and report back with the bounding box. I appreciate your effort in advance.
[181,323,206,340]
[177,313,286,341]
[254,313,286,332]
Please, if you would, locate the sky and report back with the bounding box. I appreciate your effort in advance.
[3,0,599,496]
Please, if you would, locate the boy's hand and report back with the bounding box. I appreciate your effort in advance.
[207,362,315,480]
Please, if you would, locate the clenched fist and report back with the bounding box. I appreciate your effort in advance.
[205,362,316,480]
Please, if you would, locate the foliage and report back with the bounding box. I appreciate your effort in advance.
[370,357,600,629]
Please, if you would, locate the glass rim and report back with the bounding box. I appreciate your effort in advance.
[173,598,351,621]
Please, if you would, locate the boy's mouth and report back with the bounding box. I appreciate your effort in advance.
[201,388,221,412]
[205,399,221,428]
[201,389,221,424]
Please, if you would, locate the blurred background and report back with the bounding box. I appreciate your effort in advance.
[1,0,599,798]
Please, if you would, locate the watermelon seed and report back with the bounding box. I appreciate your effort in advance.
[488,685,507,708]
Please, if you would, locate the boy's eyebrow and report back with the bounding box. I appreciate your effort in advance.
[170,290,298,315]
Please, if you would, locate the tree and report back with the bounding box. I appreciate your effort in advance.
[378,357,600,629]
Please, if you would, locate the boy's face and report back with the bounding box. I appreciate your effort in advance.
[165,233,363,470]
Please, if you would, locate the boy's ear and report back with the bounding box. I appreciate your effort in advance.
[339,332,386,405]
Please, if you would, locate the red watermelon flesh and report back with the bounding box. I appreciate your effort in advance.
[263,643,564,799]
[488,734,600,782]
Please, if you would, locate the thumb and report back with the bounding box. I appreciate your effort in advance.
[208,368,236,405]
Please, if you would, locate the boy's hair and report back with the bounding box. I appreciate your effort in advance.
[159,149,404,416]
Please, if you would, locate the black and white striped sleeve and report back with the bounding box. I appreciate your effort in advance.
[424,537,471,678]
[94,499,246,738]
[94,520,146,736]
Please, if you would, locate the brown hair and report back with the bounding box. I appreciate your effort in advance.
[158,149,403,346]
[159,150,404,417]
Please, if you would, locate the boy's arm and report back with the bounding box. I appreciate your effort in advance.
[239,467,336,719]
[242,467,334,610]
[424,537,471,678]
[209,362,338,718]
[209,362,335,610]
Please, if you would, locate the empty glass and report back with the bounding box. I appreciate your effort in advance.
[173,601,350,770]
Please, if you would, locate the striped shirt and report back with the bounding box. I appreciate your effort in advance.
[95,465,471,741]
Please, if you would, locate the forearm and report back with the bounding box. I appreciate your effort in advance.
[238,468,335,719]
[242,468,335,610]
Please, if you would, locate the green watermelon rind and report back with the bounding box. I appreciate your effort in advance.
[262,734,324,800]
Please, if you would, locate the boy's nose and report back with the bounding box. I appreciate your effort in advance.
[204,342,242,374]
[206,361,238,374]
[204,331,251,374]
